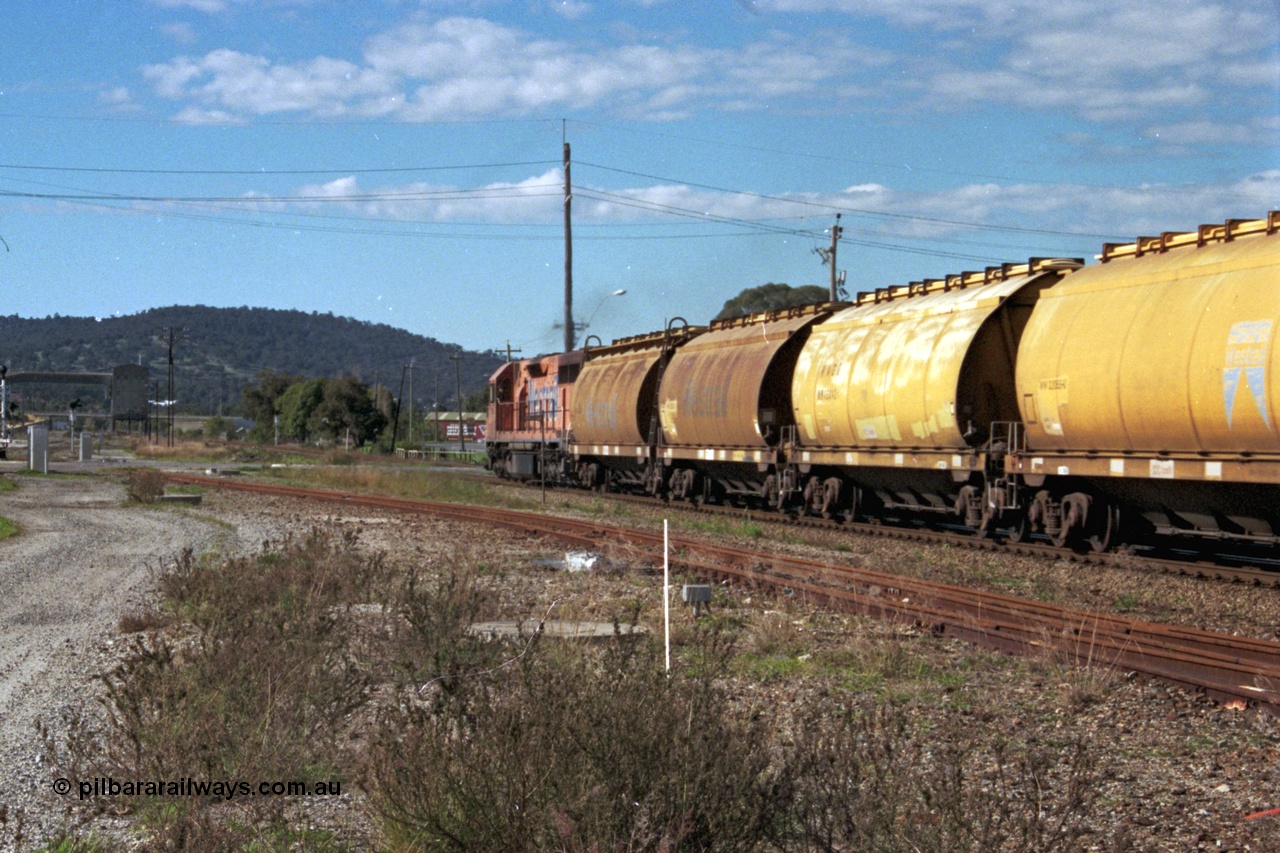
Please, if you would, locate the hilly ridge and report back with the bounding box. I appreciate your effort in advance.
[0,306,503,415]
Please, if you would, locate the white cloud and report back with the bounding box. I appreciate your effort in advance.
[234,166,1276,248]
[162,22,199,45]
[98,87,138,111]
[141,14,877,122]
[738,0,1279,128]
[143,48,398,119]
[135,1,1277,152]
[150,0,227,12]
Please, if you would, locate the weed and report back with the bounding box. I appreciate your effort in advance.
[735,652,808,682]
[115,606,171,635]
[1031,619,1123,712]
[31,831,119,853]
[363,626,792,851]
[791,700,1097,851]
[121,469,165,504]
[47,531,388,846]
[682,516,768,539]
[1114,592,1140,612]
[267,467,525,510]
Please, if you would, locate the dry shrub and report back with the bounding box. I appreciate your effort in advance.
[128,439,230,461]
[363,627,790,852]
[49,532,390,849]
[122,469,165,504]
[1030,619,1124,712]
[116,605,171,634]
[791,700,1097,852]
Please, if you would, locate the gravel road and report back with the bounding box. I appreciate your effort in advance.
[0,475,264,849]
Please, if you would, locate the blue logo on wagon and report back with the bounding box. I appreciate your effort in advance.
[1224,320,1272,430]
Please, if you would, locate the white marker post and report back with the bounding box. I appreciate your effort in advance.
[664,519,670,673]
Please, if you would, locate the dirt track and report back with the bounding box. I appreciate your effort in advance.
[0,476,246,848]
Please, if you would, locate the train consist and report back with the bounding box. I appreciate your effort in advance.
[487,212,1280,553]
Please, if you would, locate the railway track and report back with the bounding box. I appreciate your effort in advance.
[477,473,1280,589]
[169,473,1280,716]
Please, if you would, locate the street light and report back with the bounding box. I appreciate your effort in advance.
[579,289,627,338]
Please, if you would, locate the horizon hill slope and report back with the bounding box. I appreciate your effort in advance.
[0,306,504,415]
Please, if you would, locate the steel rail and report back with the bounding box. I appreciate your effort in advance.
[169,474,1280,714]
[521,481,1280,589]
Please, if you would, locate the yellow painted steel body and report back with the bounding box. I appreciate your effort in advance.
[659,305,832,448]
[793,266,1069,450]
[570,332,672,446]
[1017,221,1280,455]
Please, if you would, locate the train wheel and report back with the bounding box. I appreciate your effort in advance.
[838,487,860,524]
[1051,492,1092,551]
[819,477,842,519]
[688,471,707,505]
[1004,512,1030,543]
[1088,503,1117,553]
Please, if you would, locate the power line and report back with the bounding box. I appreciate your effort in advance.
[575,188,823,238]
[0,159,559,176]
[0,110,562,129]
[569,119,1208,196]
[576,161,1120,240]
[0,185,563,204]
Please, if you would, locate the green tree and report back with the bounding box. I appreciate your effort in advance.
[462,387,488,412]
[204,414,232,440]
[310,376,386,447]
[241,370,301,442]
[277,378,325,442]
[713,283,830,321]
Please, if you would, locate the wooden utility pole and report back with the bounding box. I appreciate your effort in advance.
[563,131,574,352]
[407,357,415,445]
[450,353,464,453]
[828,213,843,302]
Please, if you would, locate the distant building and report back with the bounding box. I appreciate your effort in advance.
[432,411,487,442]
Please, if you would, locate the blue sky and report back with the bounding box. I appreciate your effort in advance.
[1,0,1277,356]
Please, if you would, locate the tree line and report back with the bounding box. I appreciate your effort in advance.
[238,370,490,449]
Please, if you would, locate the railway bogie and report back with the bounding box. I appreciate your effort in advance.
[486,212,1280,562]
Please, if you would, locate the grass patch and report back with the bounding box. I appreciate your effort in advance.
[682,516,769,538]
[1114,592,1140,612]
[0,515,19,540]
[265,466,528,509]
[734,652,810,682]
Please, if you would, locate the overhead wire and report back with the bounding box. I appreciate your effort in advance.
[0,149,1099,262]
[0,160,560,176]
[576,160,1118,241]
